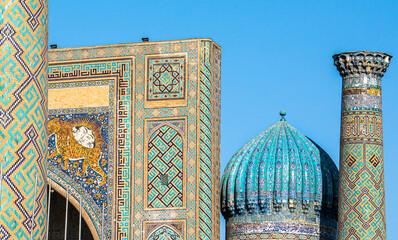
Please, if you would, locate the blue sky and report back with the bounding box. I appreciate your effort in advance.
[49,0,398,238]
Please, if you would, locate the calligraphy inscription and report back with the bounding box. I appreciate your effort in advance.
[341,111,382,144]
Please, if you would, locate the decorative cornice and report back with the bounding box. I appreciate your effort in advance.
[333,51,392,79]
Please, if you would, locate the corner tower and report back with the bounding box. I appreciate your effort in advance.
[333,51,392,240]
[0,0,48,239]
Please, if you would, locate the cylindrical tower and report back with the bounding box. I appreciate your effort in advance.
[0,1,48,239]
[333,51,392,240]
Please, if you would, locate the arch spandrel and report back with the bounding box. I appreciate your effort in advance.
[47,112,112,239]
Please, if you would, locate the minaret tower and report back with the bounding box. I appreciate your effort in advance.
[0,1,48,239]
[333,51,392,240]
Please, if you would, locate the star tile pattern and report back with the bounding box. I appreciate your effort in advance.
[145,54,187,108]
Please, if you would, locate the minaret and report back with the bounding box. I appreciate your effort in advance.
[0,1,48,239]
[333,51,392,240]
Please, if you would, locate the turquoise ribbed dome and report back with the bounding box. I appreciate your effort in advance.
[221,112,338,223]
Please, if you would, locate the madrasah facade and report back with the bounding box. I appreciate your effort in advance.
[0,1,392,239]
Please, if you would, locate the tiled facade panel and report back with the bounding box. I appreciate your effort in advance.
[47,58,132,239]
[47,39,221,240]
[145,118,186,210]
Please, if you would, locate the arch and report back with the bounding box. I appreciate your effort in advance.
[145,124,184,209]
[48,179,99,240]
[148,225,181,240]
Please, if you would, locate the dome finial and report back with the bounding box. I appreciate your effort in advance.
[280,109,286,121]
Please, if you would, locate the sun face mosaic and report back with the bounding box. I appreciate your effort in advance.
[47,57,131,240]
[48,112,110,205]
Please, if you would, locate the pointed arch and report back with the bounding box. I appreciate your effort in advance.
[144,120,185,210]
[47,179,99,240]
[148,225,181,240]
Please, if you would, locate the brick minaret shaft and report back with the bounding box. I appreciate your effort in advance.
[334,51,392,240]
[0,1,48,239]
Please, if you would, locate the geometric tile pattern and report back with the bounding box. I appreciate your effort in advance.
[149,57,185,99]
[147,125,183,208]
[147,226,180,240]
[145,54,187,108]
[227,222,337,240]
[0,1,48,239]
[339,143,385,240]
[344,153,357,167]
[211,44,222,240]
[334,51,391,240]
[369,153,381,168]
[143,220,185,240]
[198,41,213,240]
[47,57,133,240]
[228,233,319,240]
[48,39,222,240]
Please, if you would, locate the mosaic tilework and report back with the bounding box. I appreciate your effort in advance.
[48,112,110,204]
[47,82,113,239]
[221,119,324,216]
[334,51,391,240]
[145,118,186,209]
[48,39,222,240]
[143,220,185,240]
[228,233,319,240]
[211,43,222,240]
[198,41,213,240]
[227,222,337,240]
[145,54,187,108]
[148,226,180,240]
[0,1,48,239]
[128,43,199,240]
[221,113,339,240]
[341,110,383,145]
[47,58,132,240]
[339,143,385,240]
